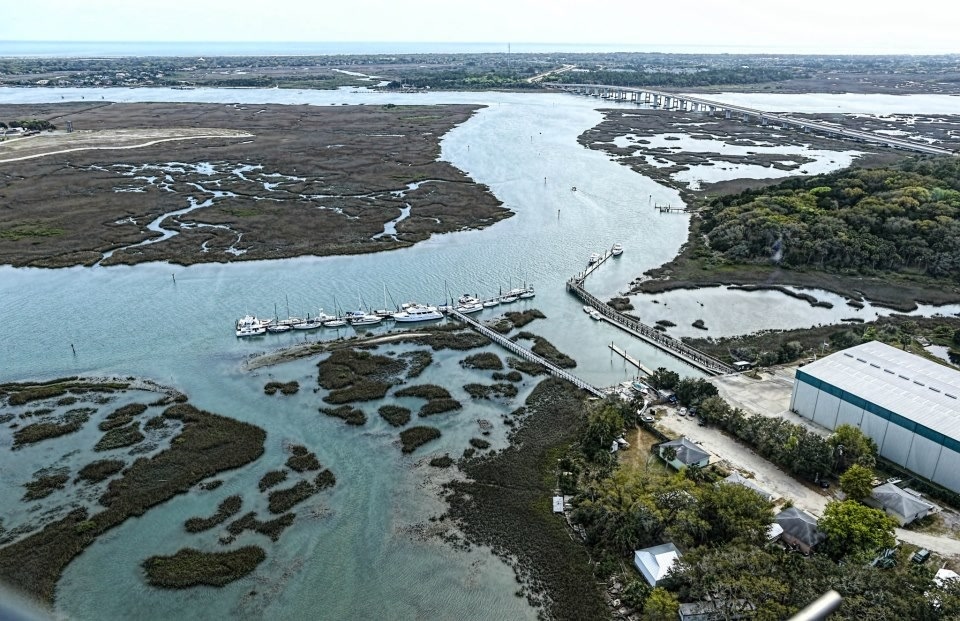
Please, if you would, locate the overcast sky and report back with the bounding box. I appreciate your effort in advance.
[1,0,956,54]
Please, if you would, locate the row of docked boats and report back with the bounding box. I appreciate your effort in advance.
[234,287,535,337]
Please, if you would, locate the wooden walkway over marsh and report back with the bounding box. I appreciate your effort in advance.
[567,256,736,376]
[446,309,604,397]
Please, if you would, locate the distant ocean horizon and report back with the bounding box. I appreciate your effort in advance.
[0,40,931,57]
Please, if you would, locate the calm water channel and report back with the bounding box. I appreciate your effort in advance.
[0,87,957,620]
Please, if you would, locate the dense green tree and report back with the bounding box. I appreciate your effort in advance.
[642,587,680,620]
[697,483,774,546]
[829,424,878,471]
[648,367,679,391]
[582,405,624,461]
[838,463,874,501]
[674,378,719,406]
[818,500,897,560]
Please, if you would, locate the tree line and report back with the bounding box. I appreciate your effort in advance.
[701,157,960,280]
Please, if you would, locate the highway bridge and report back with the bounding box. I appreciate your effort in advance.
[548,83,956,157]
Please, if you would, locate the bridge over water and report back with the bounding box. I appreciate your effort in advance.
[549,83,957,157]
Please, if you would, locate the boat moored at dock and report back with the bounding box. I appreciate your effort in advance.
[612,243,623,256]
[393,303,444,322]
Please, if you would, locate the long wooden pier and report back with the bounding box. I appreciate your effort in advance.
[568,267,735,376]
[446,309,604,397]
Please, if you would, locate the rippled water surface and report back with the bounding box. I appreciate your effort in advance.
[2,87,958,620]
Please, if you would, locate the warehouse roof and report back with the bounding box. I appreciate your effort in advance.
[798,340,960,440]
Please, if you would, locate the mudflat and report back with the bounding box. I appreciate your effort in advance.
[0,102,509,267]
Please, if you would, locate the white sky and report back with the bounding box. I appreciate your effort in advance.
[1,0,957,54]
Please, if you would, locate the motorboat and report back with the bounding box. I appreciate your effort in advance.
[393,303,443,322]
[519,286,535,299]
[455,301,484,314]
[500,295,518,303]
[315,308,337,322]
[458,294,481,305]
[588,252,601,265]
[350,312,383,326]
[612,243,623,256]
[236,315,267,337]
[583,305,593,314]
[589,309,602,321]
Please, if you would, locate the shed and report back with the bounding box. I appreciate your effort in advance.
[633,542,681,587]
[658,437,710,470]
[775,507,825,554]
[867,482,934,525]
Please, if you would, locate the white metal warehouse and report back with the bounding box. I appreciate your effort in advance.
[790,340,960,494]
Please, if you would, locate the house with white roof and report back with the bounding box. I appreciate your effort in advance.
[633,542,682,587]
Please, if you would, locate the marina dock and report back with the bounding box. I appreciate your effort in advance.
[568,250,735,376]
[609,343,653,377]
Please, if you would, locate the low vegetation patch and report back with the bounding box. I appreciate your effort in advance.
[76,459,125,483]
[23,471,69,501]
[606,298,634,312]
[319,405,367,426]
[286,445,321,472]
[409,329,489,351]
[314,469,336,490]
[264,381,299,395]
[13,410,90,448]
[0,402,266,603]
[515,332,577,368]
[258,470,288,492]
[184,495,243,533]
[419,398,462,417]
[94,422,145,451]
[430,455,455,468]
[444,378,605,619]
[395,384,451,400]
[400,426,442,453]
[1,379,127,406]
[503,309,546,329]
[460,352,504,370]
[378,405,411,427]
[267,481,315,514]
[492,370,524,383]
[143,546,266,588]
[401,350,433,378]
[507,356,547,376]
[226,511,295,542]
[464,383,519,400]
[98,403,148,431]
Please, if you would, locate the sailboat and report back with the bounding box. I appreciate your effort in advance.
[323,296,348,328]
[267,303,292,333]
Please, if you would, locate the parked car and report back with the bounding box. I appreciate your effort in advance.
[912,548,931,564]
[679,407,687,416]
